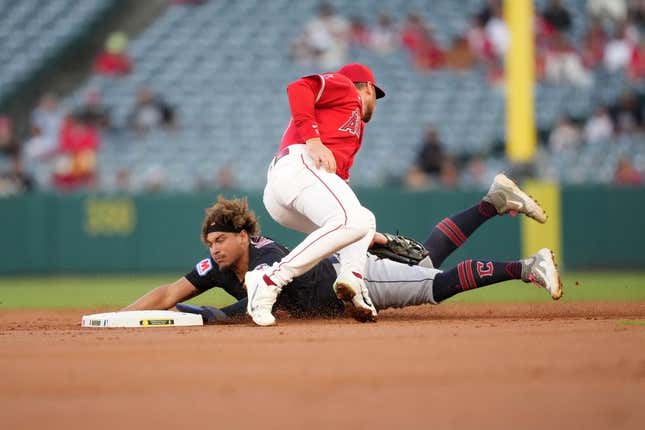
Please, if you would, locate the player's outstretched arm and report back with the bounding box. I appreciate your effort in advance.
[176,298,250,324]
[123,277,199,311]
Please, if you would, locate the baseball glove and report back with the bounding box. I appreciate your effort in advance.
[368,232,429,266]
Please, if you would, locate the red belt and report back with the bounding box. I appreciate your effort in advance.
[274,147,290,164]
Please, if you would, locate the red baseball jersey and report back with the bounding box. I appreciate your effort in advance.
[279,73,365,180]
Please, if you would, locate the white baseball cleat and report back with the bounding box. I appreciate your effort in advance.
[245,268,281,326]
[483,173,547,223]
[333,276,378,323]
[522,248,563,300]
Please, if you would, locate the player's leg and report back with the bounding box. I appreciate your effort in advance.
[424,173,547,268]
[364,248,562,310]
[263,165,375,285]
[247,145,376,325]
[272,170,377,322]
[263,188,319,234]
[363,254,441,309]
[423,200,498,268]
[432,248,562,302]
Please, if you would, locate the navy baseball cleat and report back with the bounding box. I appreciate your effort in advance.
[175,303,230,324]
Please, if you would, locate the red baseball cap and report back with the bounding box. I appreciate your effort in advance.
[337,63,385,99]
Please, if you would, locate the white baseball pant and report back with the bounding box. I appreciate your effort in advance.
[263,144,376,286]
[362,254,441,309]
[327,254,440,309]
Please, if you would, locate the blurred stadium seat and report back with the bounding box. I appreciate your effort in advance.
[0,0,113,101]
[41,0,640,190]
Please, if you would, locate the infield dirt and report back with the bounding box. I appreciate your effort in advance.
[1,302,645,430]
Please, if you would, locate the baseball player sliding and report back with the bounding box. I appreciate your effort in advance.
[245,63,386,326]
[125,174,563,323]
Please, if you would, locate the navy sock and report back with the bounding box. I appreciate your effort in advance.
[433,260,522,303]
[424,201,497,268]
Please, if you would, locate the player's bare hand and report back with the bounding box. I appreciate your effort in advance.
[370,232,388,247]
[306,138,336,173]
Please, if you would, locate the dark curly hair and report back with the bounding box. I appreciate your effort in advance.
[201,196,260,244]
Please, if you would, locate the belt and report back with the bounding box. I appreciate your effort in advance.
[273,147,290,164]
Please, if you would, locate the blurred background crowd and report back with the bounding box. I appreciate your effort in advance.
[1,0,644,197]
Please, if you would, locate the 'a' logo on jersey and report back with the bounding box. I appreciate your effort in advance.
[338,109,361,137]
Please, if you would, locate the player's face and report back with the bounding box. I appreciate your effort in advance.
[361,83,377,123]
[205,231,247,269]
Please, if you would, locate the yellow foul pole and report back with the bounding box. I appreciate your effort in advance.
[505,0,536,162]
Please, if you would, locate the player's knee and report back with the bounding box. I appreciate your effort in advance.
[346,207,375,236]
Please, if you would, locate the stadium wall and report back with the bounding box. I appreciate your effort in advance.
[0,187,642,274]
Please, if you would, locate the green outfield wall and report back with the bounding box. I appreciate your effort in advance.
[0,187,643,274]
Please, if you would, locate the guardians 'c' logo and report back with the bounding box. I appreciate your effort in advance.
[476,261,494,278]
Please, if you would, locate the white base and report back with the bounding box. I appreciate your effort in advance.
[81,310,203,328]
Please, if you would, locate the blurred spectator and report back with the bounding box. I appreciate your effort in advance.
[461,156,492,189]
[485,3,509,58]
[400,13,426,54]
[610,90,643,133]
[0,156,34,196]
[404,127,446,189]
[628,38,645,80]
[216,166,236,190]
[477,0,501,26]
[349,16,370,48]
[444,35,476,70]
[584,105,614,143]
[415,127,445,176]
[291,33,317,67]
[614,157,643,185]
[0,116,19,156]
[542,0,572,34]
[604,24,634,72]
[115,168,132,192]
[549,116,582,152]
[439,157,460,189]
[404,165,430,190]
[22,124,55,190]
[9,156,33,192]
[588,0,628,24]
[412,26,445,71]
[75,89,111,130]
[629,0,645,26]
[297,2,350,69]
[544,33,592,86]
[23,125,55,161]
[31,93,64,150]
[370,13,397,54]
[53,113,100,190]
[467,14,495,64]
[127,87,176,134]
[143,165,167,192]
[582,18,608,68]
[94,32,132,76]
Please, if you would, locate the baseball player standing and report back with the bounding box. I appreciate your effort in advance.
[245,63,386,326]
